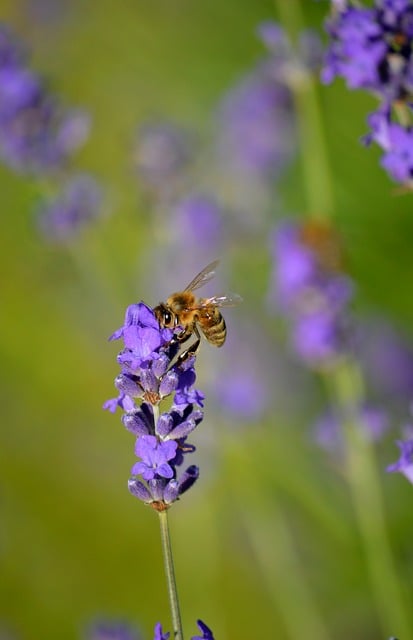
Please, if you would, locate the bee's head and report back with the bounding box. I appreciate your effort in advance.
[153,302,175,328]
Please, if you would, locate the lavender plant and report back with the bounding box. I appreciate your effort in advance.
[268,218,354,368]
[0,23,89,175]
[104,302,214,639]
[323,0,413,185]
[0,21,104,241]
[38,173,103,242]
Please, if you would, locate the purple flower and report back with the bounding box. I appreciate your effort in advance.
[106,303,204,507]
[357,318,413,400]
[292,309,344,365]
[171,194,223,249]
[152,620,214,640]
[191,620,215,640]
[257,20,324,73]
[269,223,316,310]
[132,436,178,481]
[153,623,170,640]
[323,5,388,91]
[0,23,90,174]
[380,122,413,182]
[387,439,413,483]
[269,219,353,367]
[38,174,102,241]
[110,302,173,365]
[216,61,295,180]
[323,1,413,184]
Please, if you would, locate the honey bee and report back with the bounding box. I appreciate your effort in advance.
[153,260,242,358]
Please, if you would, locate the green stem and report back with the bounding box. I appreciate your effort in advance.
[158,508,184,640]
[326,360,411,639]
[274,0,334,219]
[274,0,411,635]
[153,403,183,640]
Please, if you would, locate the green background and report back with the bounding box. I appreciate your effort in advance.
[1,1,413,639]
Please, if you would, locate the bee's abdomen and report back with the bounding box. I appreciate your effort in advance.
[201,310,226,347]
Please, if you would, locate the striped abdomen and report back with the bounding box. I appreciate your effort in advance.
[197,305,227,347]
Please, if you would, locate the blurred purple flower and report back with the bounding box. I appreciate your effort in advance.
[258,20,324,73]
[87,621,140,640]
[215,369,268,421]
[132,436,178,481]
[387,439,413,484]
[171,194,223,248]
[314,404,389,453]
[216,61,295,180]
[357,319,413,401]
[0,23,90,174]
[38,174,102,241]
[269,220,353,367]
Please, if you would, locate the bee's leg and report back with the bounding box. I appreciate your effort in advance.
[175,326,201,367]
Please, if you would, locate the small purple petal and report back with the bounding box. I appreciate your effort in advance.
[153,622,170,640]
[127,478,153,503]
[177,465,199,495]
[191,619,215,640]
[387,439,413,484]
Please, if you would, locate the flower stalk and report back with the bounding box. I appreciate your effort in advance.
[271,1,412,636]
[105,301,209,638]
[158,509,184,640]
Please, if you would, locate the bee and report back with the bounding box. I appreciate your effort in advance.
[153,260,242,359]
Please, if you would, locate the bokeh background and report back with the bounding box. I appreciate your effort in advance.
[1,1,413,639]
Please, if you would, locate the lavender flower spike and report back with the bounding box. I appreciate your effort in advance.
[38,173,102,242]
[0,22,90,175]
[269,219,353,368]
[105,301,204,509]
[322,1,413,185]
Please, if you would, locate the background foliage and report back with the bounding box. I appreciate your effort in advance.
[1,1,413,639]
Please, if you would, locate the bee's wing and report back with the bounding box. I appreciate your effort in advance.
[199,293,243,308]
[184,260,220,292]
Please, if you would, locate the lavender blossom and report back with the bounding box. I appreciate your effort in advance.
[323,1,413,184]
[104,302,204,509]
[387,439,413,483]
[37,174,103,241]
[153,620,214,640]
[153,623,170,640]
[269,219,353,368]
[216,61,295,180]
[322,0,413,99]
[0,22,89,174]
[191,620,215,640]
